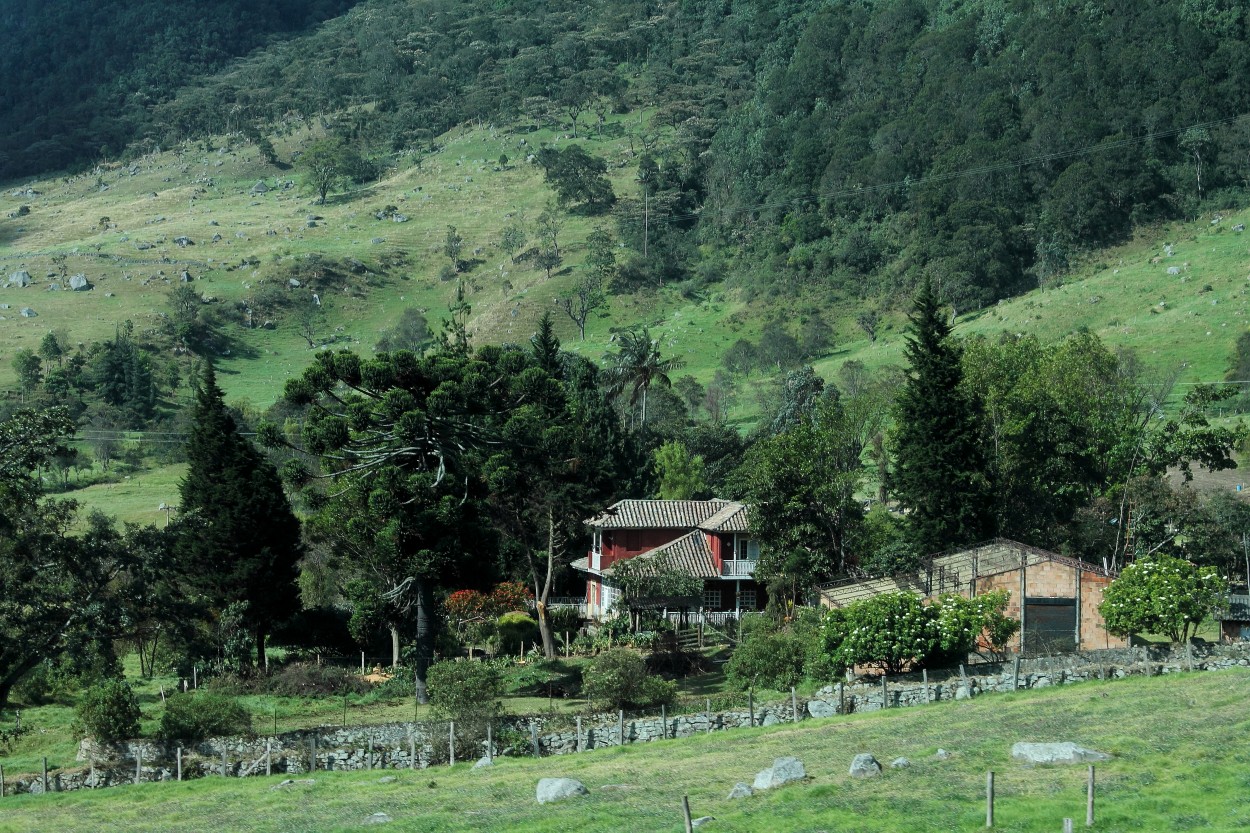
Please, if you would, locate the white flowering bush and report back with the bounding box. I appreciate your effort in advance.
[821,590,1017,674]
[1099,554,1226,643]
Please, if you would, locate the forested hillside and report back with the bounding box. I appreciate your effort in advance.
[5,0,1249,313]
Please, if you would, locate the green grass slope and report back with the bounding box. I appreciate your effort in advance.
[1,668,1247,833]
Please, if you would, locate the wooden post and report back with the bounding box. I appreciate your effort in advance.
[661,705,667,738]
[310,736,317,773]
[487,723,494,762]
[0,763,5,797]
[881,676,888,709]
[449,722,456,767]
[136,748,142,785]
[530,721,541,758]
[265,739,272,777]
[922,669,930,703]
[42,757,48,794]
[193,666,197,689]
[368,735,374,770]
[1064,819,1074,833]
[222,748,229,778]
[749,690,755,725]
[1013,656,1021,691]
[1087,765,1095,826]
[838,683,846,715]
[791,687,799,723]
[408,731,416,771]
[361,651,366,673]
[176,747,182,782]
[682,795,694,833]
[576,716,583,752]
[986,771,994,828]
[705,699,712,734]
[1185,641,1193,672]
[618,710,625,745]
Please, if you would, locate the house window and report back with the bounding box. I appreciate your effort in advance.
[737,537,760,560]
[703,586,722,610]
[738,589,757,610]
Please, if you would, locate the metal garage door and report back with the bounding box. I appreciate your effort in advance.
[1024,597,1076,654]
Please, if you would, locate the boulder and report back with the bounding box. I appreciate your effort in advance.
[806,699,837,719]
[934,749,952,760]
[19,307,36,317]
[692,817,715,828]
[251,180,269,194]
[174,236,194,247]
[727,782,753,799]
[69,274,91,291]
[1010,743,1111,765]
[849,754,881,778]
[1167,266,1181,275]
[473,756,493,770]
[179,271,193,283]
[536,777,588,804]
[8,270,31,287]
[363,813,392,824]
[376,776,397,784]
[890,757,911,769]
[752,757,806,791]
[288,279,302,288]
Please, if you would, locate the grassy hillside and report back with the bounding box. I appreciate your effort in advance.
[1,668,1246,832]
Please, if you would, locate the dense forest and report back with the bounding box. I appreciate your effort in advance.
[3,0,1250,311]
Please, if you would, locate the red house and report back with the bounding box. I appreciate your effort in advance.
[571,499,767,622]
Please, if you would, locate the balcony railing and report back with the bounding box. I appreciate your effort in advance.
[721,559,756,577]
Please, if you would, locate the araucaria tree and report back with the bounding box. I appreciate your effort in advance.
[892,279,995,554]
[176,363,302,667]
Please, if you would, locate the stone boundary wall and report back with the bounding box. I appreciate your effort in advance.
[5,642,1248,796]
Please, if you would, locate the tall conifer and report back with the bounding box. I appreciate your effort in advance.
[177,362,302,666]
[892,279,994,554]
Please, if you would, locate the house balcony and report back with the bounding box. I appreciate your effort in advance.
[721,559,756,578]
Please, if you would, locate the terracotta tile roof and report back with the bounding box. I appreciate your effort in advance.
[584,499,747,530]
[569,556,590,573]
[699,502,750,532]
[601,530,719,579]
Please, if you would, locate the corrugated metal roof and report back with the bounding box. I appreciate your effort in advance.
[601,530,719,579]
[585,499,743,530]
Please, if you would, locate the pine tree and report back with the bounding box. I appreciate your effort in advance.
[177,362,302,667]
[892,279,995,554]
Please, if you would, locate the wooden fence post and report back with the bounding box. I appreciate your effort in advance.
[791,687,799,723]
[1087,765,1095,826]
[265,739,272,777]
[881,676,888,709]
[749,691,755,725]
[408,730,416,771]
[986,770,994,828]
[176,747,182,782]
[449,722,456,767]
[576,716,583,753]
[310,736,317,773]
[1063,819,1074,833]
[618,710,625,745]
[530,721,541,758]
[487,724,494,762]
[838,682,846,715]
[367,735,374,771]
[1013,657,1021,691]
[1185,641,1194,672]
[661,705,667,738]
[222,748,228,778]
[682,795,694,833]
[705,699,712,734]
[0,763,5,798]
[42,757,48,794]
[922,669,930,703]
[135,748,142,785]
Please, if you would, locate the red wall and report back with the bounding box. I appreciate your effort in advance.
[600,529,686,569]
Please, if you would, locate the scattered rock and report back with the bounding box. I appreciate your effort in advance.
[727,783,753,800]
[752,757,806,791]
[849,754,882,778]
[8,270,32,287]
[174,236,194,247]
[69,274,91,291]
[270,779,315,790]
[1235,223,1245,232]
[251,180,270,194]
[371,237,385,244]
[692,817,715,828]
[934,749,952,760]
[180,271,193,283]
[364,812,392,825]
[288,279,302,288]
[472,757,493,770]
[890,757,911,769]
[377,776,397,784]
[392,214,409,223]
[1010,743,1111,765]
[1167,266,1181,275]
[536,778,588,804]
[955,685,972,700]
[19,307,36,317]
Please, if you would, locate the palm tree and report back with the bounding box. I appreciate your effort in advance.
[604,327,684,429]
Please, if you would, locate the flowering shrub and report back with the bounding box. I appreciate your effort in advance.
[820,590,1017,674]
[1099,555,1226,643]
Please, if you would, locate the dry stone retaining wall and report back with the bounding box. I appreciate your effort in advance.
[4,642,1247,795]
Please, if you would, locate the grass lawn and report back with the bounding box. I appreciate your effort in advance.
[0,667,1246,832]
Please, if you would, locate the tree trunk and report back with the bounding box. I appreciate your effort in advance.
[536,508,558,659]
[413,579,433,704]
[390,625,401,669]
[255,627,267,671]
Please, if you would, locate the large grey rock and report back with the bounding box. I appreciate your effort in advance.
[752,757,806,790]
[849,753,881,778]
[8,270,31,287]
[890,757,911,769]
[251,180,269,194]
[727,782,753,799]
[19,307,36,317]
[473,756,493,770]
[1011,743,1111,765]
[536,777,588,804]
[69,274,91,291]
[806,699,837,719]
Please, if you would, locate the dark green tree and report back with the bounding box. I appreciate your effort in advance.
[892,279,995,554]
[176,363,302,667]
[536,145,615,211]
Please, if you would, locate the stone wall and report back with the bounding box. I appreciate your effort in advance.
[4,642,1248,796]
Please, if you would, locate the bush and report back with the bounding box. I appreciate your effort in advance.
[76,679,141,742]
[725,631,807,691]
[427,660,504,724]
[496,611,539,656]
[266,663,371,697]
[582,649,676,711]
[1100,554,1227,643]
[158,693,252,741]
